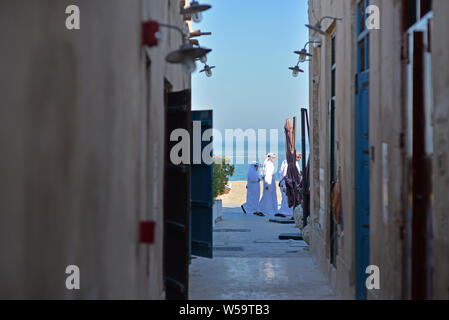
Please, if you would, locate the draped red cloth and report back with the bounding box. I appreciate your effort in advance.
[284,119,302,208]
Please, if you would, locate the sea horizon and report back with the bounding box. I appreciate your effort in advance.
[214,140,310,181]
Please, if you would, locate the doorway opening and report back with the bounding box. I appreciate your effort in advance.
[402,0,434,300]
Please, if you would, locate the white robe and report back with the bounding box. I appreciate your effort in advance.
[277,160,301,216]
[258,159,278,216]
[242,164,260,213]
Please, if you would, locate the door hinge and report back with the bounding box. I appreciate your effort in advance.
[165,277,186,293]
[399,133,405,149]
[401,34,410,64]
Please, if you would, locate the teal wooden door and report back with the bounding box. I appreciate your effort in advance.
[190,110,213,258]
[355,0,370,300]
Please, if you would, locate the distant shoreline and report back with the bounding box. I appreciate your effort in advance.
[216,180,283,207]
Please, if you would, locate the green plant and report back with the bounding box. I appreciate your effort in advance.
[213,156,235,199]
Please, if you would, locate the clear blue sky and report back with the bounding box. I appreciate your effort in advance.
[192,0,310,139]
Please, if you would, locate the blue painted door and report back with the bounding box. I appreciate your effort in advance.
[355,0,370,300]
[190,110,213,258]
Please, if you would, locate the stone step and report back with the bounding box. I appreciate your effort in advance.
[269,218,295,224]
[278,232,303,240]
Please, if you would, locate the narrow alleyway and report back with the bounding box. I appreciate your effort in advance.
[189,207,338,300]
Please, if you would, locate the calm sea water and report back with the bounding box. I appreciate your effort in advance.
[219,141,309,181]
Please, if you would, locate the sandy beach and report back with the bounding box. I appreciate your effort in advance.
[217,181,283,207]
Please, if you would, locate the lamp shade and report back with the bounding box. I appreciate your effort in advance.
[181,1,212,15]
[166,43,212,64]
[305,23,327,36]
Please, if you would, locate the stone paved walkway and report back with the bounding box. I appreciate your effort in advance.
[189,207,338,300]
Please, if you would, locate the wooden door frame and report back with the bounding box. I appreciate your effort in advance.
[401,0,434,299]
[163,88,191,300]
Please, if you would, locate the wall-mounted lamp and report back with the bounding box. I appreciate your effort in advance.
[166,43,211,73]
[181,1,212,23]
[289,64,304,78]
[198,54,207,64]
[200,64,215,77]
[295,49,312,62]
[305,16,342,36]
[312,39,322,48]
[189,39,200,46]
[294,40,321,62]
[142,20,211,74]
[189,30,212,38]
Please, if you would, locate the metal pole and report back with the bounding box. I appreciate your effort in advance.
[159,23,188,43]
[293,117,297,151]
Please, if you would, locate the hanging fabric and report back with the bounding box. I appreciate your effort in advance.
[284,119,302,208]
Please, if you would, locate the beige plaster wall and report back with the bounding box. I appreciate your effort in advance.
[309,0,449,300]
[0,0,190,299]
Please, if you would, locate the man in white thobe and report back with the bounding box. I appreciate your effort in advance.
[241,162,261,215]
[277,153,302,217]
[258,153,278,217]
